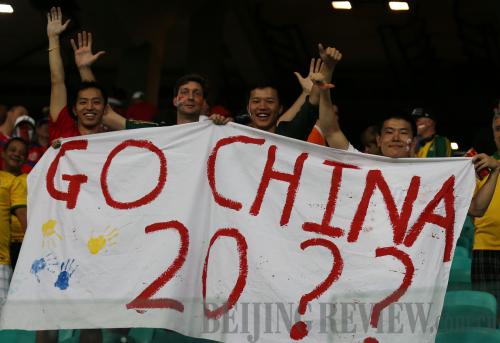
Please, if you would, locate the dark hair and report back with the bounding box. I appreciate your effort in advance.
[247,83,281,104]
[173,74,208,99]
[70,81,108,109]
[360,125,380,147]
[4,137,28,153]
[378,113,416,137]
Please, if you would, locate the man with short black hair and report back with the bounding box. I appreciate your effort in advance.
[376,113,417,158]
[360,125,381,155]
[245,45,342,141]
[324,109,500,217]
[47,7,108,142]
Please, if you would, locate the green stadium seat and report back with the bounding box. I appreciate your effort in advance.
[101,328,220,343]
[454,246,470,259]
[438,290,497,331]
[436,327,500,343]
[461,216,475,242]
[450,256,471,272]
[456,216,475,255]
[447,267,471,291]
[448,255,472,291]
[457,235,472,252]
[58,329,79,343]
[0,330,35,343]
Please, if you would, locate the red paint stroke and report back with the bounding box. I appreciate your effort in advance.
[202,228,248,319]
[126,220,189,311]
[290,238,344,340]
[249,145,308,226]
[101,139,167,209]
[302,160,359,238]
[348,170,420,244]
[207,136,265,211]
[46,140,89,209]
[370,247,414,328]
[403,175,456,262]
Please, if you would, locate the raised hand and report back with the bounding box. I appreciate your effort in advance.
[46,7,70,38]
[473,153,500,173]
[209,113,233,125]
[310,58,335,89]
[71,31,106,68]
[293,58,315,94]
[318,43,342,69]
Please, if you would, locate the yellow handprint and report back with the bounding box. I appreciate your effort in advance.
[87,227,118,255]
[42,219,63,248]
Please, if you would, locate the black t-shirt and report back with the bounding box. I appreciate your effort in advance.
[275,98,318,141]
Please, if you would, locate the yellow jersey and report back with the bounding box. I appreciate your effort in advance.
[474,153,500,250]
[0,171,27,264]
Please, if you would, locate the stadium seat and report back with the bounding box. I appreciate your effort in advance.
[438,290,497,331]
[453,246,470,259]
[457,235,472,253]
[101,328,220,343]
[447,255,472,291]
[0,330,35,342]
[58,329,79,343]
[436,327,500,343]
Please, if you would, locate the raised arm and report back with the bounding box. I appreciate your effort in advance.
[70,31,105,82]
[307,44,342,107]
[70,31,128,130]
[278,59,315,123]
[468,154,500,217]
[318,44,342,84]
[102,105,126,130]
[47,7,70,122]
[310,71,349,150]
[310,45,348,150]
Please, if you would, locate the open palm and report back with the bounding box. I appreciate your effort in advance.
[46,7,70,37]
[71,31,105,68]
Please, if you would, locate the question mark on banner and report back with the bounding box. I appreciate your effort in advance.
[363,246,414,343]
[290,238,343,340]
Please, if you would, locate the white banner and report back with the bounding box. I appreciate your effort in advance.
[1,122,475,342]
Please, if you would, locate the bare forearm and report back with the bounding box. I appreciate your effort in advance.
[319,88,336,134]
[308,84,320,106]
[103,106,126,130]
[322,68,334,84]
[48,35,64,85]
[278,92,307,123]
[320,89,349,150]
[469,168,500,217]
[14,208,27,233]
[78,66,96,82]
[48,34,67,121]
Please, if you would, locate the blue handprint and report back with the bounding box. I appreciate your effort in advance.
[31,253,58,282]
[54,258,77,290]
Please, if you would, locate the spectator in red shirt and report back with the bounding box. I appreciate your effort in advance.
[47,7,108,144]
[125,91,158,122]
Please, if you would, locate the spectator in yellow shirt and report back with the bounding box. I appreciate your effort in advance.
[0,137,27,300]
